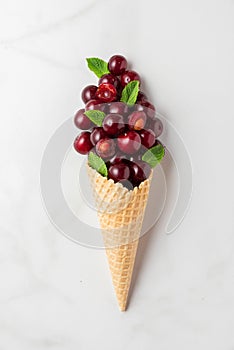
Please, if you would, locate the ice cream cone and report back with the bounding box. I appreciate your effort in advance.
[87,165,152,311]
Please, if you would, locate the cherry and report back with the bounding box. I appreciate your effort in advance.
[108,102,128,115]
[137,91,148,103]
[95,83,117,103]
[109,152,126,165]
[74,108,94,130]
[99,74,120,90]
[140,101,155,119]
[108,55,127,76]
[81,85,98,103]
[139,129,155,149]
[150,118,163,138]
[108,162,130,182]
[117,131,141,154]
[74,132,93,155]
[121,70,141,87]
[90,127,107,145]
[85,99,106,112]
[129,160,151,186]
[128,111,146,130]
[96,138,116,159]
[103,113,125,136]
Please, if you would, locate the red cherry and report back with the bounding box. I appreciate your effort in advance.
[108,102,128,115]
[121,70,141,87]
[109,152,126,165]
[99,74,120,90]
[150,118,163,138]
[129,160,151,186]
[95,83,117,103]
[137,92,148,103]
[139,129,155,149]
[85,99,106,112]
[74,108,94,130]
[140,101,156,119]
[117,131,141,154]
[74,132,93,155]
[90,127,107,145]
[108,162,130,182]
[96,138,116,159]
[108,55,127,76]
[81,85,98,103]
[128,111,146,130]
[103,113,125,136]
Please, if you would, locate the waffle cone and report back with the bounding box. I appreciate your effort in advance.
[87,165,152,311]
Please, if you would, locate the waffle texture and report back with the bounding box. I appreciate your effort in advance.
[87,165,152,311]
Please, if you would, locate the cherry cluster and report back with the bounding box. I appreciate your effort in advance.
[74,55,163,189]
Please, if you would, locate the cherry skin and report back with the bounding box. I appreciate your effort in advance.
[74,108,94,130]
[99,74,120,90]
[128,111,146,130]
[139,129,155,149]
[108,162,130,182]
[149,118,163,138]
[103,113,125,136]
[96,138,116,159]
[137,91,148,103]
[95,83,117,103]
[90,127,107,145]
[108,55,127,76]
[74,132,93,155]
[85,99,106,112]
[108,102,128,115]
[108,151,126,165]
[121,70,141,87]
[117,131,141,154]
[81,85,98,103]
[129,160,151,186]
[140,101,156,119]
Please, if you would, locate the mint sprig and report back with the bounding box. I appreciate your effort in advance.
[142,143,165,168]
[86,57,110,78]
[120,80,139,105]
[84,110,105,127]
[88,152,108,177]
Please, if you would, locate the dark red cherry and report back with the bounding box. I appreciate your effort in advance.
[121,70,141,87]
[137,92,148,103]
[74,108,94,130]
[150,118,163,138]
[99,74,120,90]
[109,152,126,165]
[108,162,130,182]
[139,129,155,149]
[81,85,98,104]
[103,113,125,136]
[90,127,107,145]
[95,83,117,103]
[140,101,156,119]
[117,131,141,154]
[74,132,93,155]
[128,111,146,130]
[108,55,127,76]
[85,99,106,112]
[96,138,116,159]
[108,102,128,115]
[129,160,151,186]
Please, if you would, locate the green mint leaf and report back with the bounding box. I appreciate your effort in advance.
[84,110,105,127]
[142,143,165,168]
[88,152,108,177]
[86,57,110,78]
[120,80,140,105]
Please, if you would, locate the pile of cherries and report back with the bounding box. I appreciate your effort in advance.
[74,55,163,189]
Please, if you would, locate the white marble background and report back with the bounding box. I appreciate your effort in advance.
[0,0,234,349]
